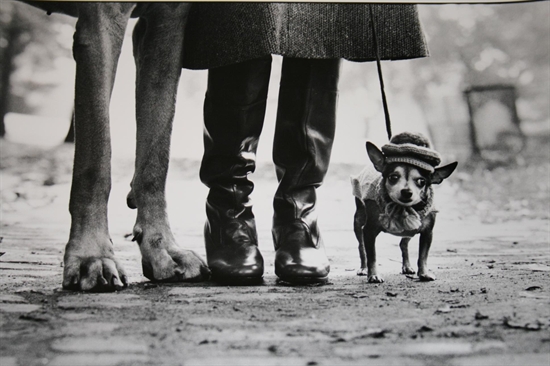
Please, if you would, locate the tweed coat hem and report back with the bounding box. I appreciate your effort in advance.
[182,3,429,70]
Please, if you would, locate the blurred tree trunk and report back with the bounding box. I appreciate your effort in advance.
[0,6,20,138]
[1,2,75,139]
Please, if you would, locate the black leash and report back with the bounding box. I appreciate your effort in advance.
[369,4,392,140]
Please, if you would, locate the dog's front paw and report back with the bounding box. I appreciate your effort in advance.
[402,266,416,275]
[137,231,210,282]
[63,241,128,292]
[367,275,384,283]
[357,268,369,276]
[418,271,436,281]
[142,247,210,282]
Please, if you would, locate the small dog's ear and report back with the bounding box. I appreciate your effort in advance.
[431,161,458,184]
[366,141,385,172]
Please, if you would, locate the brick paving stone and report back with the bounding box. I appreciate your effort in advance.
[333,341,509,358]
[450,353,550,366]
[0,357,18,366]
[0,269,59,278]
[56,294,149,310]
[59,313,97,321]
[184,357,312,366]
[50,336,148,353]
[185,357,424,366]
[0,304,42,313]
[0,294,28,303]
[399,342,475,356]
[48,353,150,366]
[59,322,121,336]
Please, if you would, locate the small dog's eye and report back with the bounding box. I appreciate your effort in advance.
[388,174,400,184]
[415,178,426,188]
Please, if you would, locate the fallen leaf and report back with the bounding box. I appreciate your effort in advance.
[332,328,388,342]
[475,311,489,320]
[503,317,542,331]
[436,305,453,314]
[19,312,51,322]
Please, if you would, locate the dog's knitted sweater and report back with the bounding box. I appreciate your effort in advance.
[351,165,436,236]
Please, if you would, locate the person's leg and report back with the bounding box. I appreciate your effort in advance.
[200,56,272,284]
[272,57,341,284]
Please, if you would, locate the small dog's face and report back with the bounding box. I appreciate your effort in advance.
[365,141,458,207]
[383,164,429,207]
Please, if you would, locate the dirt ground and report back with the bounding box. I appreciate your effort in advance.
[1,137,549,366]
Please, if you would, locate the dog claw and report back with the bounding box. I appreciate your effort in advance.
[368,275,384,283]
[63,254,128,292]
[112,276,125,290]
[141,246,210,283]
[62,275,79,290]
[418,272,436,281]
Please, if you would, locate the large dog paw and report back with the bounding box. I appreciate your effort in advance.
[63,243,128,292]
[357,268,368,276]
[367,275,385,283]
[418,271,436,281]
[137,232,210,282]
[402,266,416,275]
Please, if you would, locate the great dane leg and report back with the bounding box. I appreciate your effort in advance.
[63,3,135,291]
[129,3,210,282]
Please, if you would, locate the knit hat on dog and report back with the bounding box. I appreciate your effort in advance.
[381,132,441,173]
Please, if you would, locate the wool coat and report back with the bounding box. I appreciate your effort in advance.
[181,3,429,70]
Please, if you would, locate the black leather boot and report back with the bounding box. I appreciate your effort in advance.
[200,57,272,284]
[272,57,341,284]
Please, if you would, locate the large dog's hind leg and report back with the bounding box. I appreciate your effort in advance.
[63,3,135,291]
[129,3,210,282]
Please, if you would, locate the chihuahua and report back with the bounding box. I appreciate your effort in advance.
[351,132,457,283]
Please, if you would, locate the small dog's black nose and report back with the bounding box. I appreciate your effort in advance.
[401,189,413,199]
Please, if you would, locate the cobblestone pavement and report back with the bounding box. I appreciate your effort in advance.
[1,156,549,366]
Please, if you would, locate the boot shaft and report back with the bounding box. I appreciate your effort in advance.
[273,57,341,225]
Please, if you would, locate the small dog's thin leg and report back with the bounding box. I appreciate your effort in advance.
[418,230,435,281]
[354,198,368,276]
[399,237,415,275]
[364,230,383,283]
